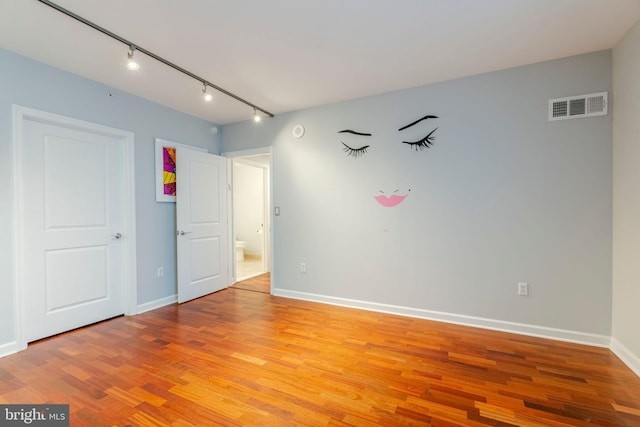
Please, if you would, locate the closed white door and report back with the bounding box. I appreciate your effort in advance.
[21,118,126,342]
[176,147,228,303]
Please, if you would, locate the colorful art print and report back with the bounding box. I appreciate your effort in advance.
[154,138,206,202]
[163,146,177,196]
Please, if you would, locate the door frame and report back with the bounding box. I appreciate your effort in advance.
[222,147,273,289]
[12,105,138,352]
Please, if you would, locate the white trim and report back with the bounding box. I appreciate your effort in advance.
[12,105,138,351]
[11,106,27,354]
[610,337,640,378]
[136,295,177,314]
[124,132,138,316]
[221,147,272,158]
[225,157,235,284]
[234,157,268,169]
[273,289,611,348]
[0,342,19,358]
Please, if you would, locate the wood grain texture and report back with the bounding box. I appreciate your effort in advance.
[1,286,639,426]
[231,273,270,294]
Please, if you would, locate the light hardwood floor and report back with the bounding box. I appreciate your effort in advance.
[0,283,639,426]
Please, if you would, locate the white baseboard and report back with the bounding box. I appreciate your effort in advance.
[610,337,640,377]
[0,341,20,358]
[136,294,177,314]
[273,288,611,348]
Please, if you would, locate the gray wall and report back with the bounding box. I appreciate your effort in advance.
[612,21,640,368]
[0,48,220,347]
[222,51,613,337]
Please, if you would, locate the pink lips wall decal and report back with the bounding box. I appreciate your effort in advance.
[374,194,407,207]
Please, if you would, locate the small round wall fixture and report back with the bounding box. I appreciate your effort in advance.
[292,124,305,139]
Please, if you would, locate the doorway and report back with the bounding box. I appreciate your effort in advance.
[223,148,272,289]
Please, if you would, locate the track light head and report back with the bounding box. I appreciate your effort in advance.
[126,46,139,71]
[202,83,213,102]
[253,109,261,123]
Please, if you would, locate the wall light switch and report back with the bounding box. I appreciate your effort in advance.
[157,267,164,278]
[518,282,529,296]
[275,206,280,216]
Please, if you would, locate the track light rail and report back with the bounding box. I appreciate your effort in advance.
[37,0,274,118]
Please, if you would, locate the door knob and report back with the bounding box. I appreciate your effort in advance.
[112,233,122,239]
[177,230,192,236]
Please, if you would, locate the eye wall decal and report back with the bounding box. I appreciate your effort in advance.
[338,129,372,159]
[398,114,439,152]
[402,127,437,151]
[337,114,440,158]
[342,142,370,158]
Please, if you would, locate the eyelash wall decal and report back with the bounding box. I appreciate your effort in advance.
[342,142,370,158]
[402,127,438,151]
[338,129,372,158]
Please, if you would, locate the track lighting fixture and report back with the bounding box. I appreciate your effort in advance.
[202,83,213,102]
[126,46,139,71]
[38,0,273,121]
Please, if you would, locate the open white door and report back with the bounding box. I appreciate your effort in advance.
[176,147,228,303]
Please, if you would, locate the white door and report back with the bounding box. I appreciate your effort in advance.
[21,118,126,343]
[176,147,228,303]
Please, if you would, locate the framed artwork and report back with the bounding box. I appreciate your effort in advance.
[154,138,206,202]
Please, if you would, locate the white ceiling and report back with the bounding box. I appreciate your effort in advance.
[1,0,639,125]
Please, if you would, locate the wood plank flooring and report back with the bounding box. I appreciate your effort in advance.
[232,272,270,294]
[1,287,639,426]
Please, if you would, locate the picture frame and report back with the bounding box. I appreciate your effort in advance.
[154,138,206,202]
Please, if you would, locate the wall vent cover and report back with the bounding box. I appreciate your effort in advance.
[548,92,608,121]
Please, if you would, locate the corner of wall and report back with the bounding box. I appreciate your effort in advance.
[611,18,640,379]
[611,337,640,377]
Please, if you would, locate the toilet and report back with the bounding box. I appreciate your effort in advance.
[235,240,247,262]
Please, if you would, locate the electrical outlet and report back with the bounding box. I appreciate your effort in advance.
[518,282,529,296]
[157,267,164,278]
[300,262,306,273]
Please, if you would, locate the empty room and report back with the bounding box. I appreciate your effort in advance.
[1,1,640,425]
